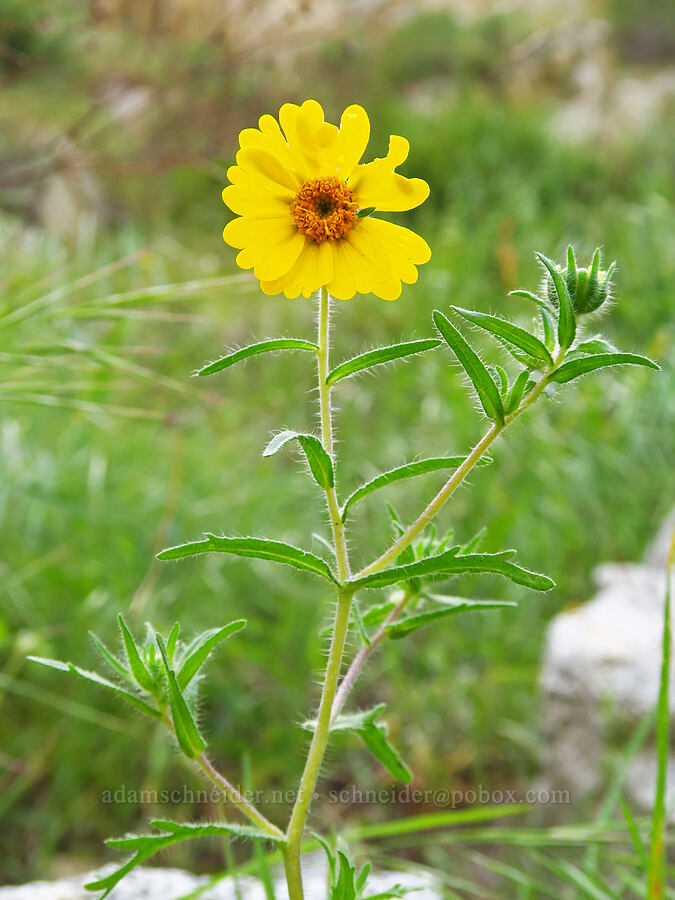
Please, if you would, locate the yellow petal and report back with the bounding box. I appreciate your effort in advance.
[234,146,300,195]
[335,105,370,180]
[222,184,290,219]
[261,240,334,299]
[356,217,431,267]
[350,135,430,212]
[223,216,304,281]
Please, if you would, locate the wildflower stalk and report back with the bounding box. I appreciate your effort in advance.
[283,287,354,899]
[196,754,284,840]
[331,587,414,723]
[163,713,283,840]
[354,350,564,583]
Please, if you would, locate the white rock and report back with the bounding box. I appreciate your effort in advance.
[539,529,675,812]
[0,857,440,900]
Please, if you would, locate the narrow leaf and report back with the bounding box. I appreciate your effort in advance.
[166,623,180,663]
[86,820,281,897]
[504,369,530,415]
[509,289,554,311]
[88,632,134,684]
[305,704,412,783]
[433,311,504,424]
[548,353,659,384]
[540,306,555,351]
[28,656,161,719]
[536,252,576,350]
[352,550,555,592]
[157,636,206,759]
[341,455,491,521]
[198,339,318,376]
[158,535,337,583]
[118,615,155,694]
[451,306,553,367]
[326,339,441,386]
[263,430,334,489]
[386,601,516,640]
[177,620,246,690]
[574,338,617,355]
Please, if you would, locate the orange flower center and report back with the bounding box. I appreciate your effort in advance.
[290,177,358,244]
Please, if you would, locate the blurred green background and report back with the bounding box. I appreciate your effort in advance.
[0,0,673,889]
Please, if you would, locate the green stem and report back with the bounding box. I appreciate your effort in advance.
[331,587,413,722]
[647,530,674,897]
[283,287,354,899]
[162,713,283,840]
[354,352,564,582]
[197,754,284,841]
[316,286,351,583]
[284,588,353,896]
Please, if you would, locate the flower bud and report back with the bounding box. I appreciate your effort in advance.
[546,246,615,315]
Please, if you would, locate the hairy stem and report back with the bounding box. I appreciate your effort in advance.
[284,589,353,896]
[354,353,563,582]
[331,588,413,723]
[196,754,284,840]
[283,288,354,898]
[317,286,351,583]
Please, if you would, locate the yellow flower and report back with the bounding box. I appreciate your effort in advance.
[222,100,431,301]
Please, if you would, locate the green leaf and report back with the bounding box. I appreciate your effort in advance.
[176,620,246,690]
[166,623,180,663]
[573,337,617,355]
[341,455,491,521]
[306,704,412,782]
[28,656,162,720]
[326,339,441,386]
[197,339,318,376]
[536,252,576,350]
[451,306,553,367]
[494,365,509,395]
[540,307,555,351]
[85,820,281,897]
[157,535,337,583]
[88,631,134,684]
[433,311,504,425]
[504,369,530,415]
[263,430,334,490]
[351,550,555,592]
[156,635,206,759]
[386,600,517,640]
[117,615,155,694]
[548,353,659,384]
[508,289,554,311]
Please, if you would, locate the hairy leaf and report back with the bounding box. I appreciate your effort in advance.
[451,306,553,367]
[85,819,281,897]
[88,631,134,684]
[326,339,441,386]
[352,550,554,592]
[28,656,161,719]
[306,704,411,783]
[156,636,206,759]
[433,311,504,424]
[198,339,318,376]
[386,600,516,639]
[158,535,337,583]
[118,615,155,694]
[177,620,246,690]
[263,430,334,489]
[341,455,491,521]
[504,369,530,415]
[536,253,576,350]
[548,353,659,384]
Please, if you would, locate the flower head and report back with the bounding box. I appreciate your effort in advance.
[222,100,431,301]
[546,246,616,315]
